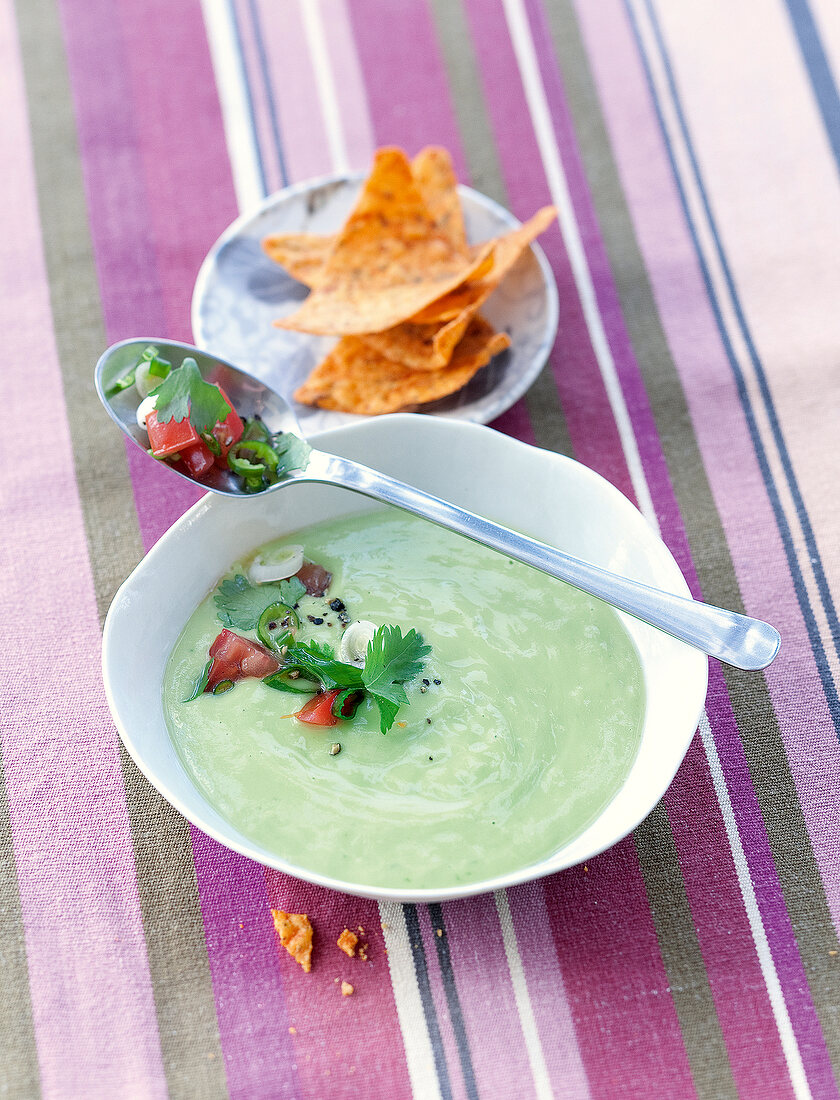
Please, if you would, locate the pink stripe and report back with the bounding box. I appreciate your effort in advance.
[255,0,332,183]
[457,2,697,1089]
[0,2,166,1094]
[460,0,635,500]
[506,883,592,1100]
[573,1,839,1091]
[664,739,795,1098]
[321,0,376,171]
[264,872,413,1098]
[441,896,539,1100]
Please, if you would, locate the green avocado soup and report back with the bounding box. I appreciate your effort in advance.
[163,509,645,890]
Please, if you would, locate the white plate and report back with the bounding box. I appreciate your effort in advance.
[191,175,559,433]
[102,415,707,903]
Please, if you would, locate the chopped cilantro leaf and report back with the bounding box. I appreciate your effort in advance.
[150,357,231,433]
[362,626,430,733]
[279,575,306,607]
[283,640,363,691]
[214,574,293,631]
[273,433,311,475]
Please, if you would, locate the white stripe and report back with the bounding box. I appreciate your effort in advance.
[494,891,555,1100]
[378,901,443,1100]
[504,0,812,1094]
[199,0,265,210]
[299,0,351,174]
[697,713,811,1098]
[501,0,656,525]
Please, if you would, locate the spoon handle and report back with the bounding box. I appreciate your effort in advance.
[296,450,780,671]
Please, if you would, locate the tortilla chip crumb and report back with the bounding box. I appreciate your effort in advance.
[271,910,313,973]
[436,928,443,937]
[288,1027,297,1035]
[338,929,358,957]
[358,944,369,961]
[341,981,354,996]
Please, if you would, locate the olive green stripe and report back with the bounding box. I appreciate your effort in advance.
[0,759,41,1097]
[634,807,737,1098]
[542,0,741,1092]
[14,0,228,1094]
[543,0,840,1077]
[427,0,573,458]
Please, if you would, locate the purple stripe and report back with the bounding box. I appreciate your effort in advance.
[567,0,839,1091]
[190,833,298,1097]
[62,0,304,1083]
[491,398,539,443]
[264,871,414,1099]
[347,0,470,176]
[461,0,636,500]
[543,841,697,1098]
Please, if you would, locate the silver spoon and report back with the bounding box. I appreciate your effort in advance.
[95,338,780,671]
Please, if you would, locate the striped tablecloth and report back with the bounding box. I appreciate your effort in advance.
[4,0,840,1097]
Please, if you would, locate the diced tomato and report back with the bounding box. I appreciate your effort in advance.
[179,440,216,480]
[206,629,280,692]
[146,409,201,457]
[295,688,342,726]
[295,561,333,597]
[211,387,244,467]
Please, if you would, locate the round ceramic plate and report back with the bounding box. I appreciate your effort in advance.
[191,175,559,434]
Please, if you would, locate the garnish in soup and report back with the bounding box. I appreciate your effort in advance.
[163,510,645,890]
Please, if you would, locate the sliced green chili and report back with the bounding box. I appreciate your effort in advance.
[332,688,365,720]
[228,440,279,476]
[257,601,299,651]
[211,679,234,695]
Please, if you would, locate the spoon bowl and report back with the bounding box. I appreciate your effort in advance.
[96,338,301,496]
[95,338,781,671]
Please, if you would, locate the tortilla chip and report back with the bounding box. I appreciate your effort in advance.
[262,232,333,287]
[294,315,511,414]
[262,148,466,288]
[409,205,557,325]
[411,146,468,256]
[272,910,313,973]
[357,207,555,369]
[274,148,492,335]
[360,314,472,371]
